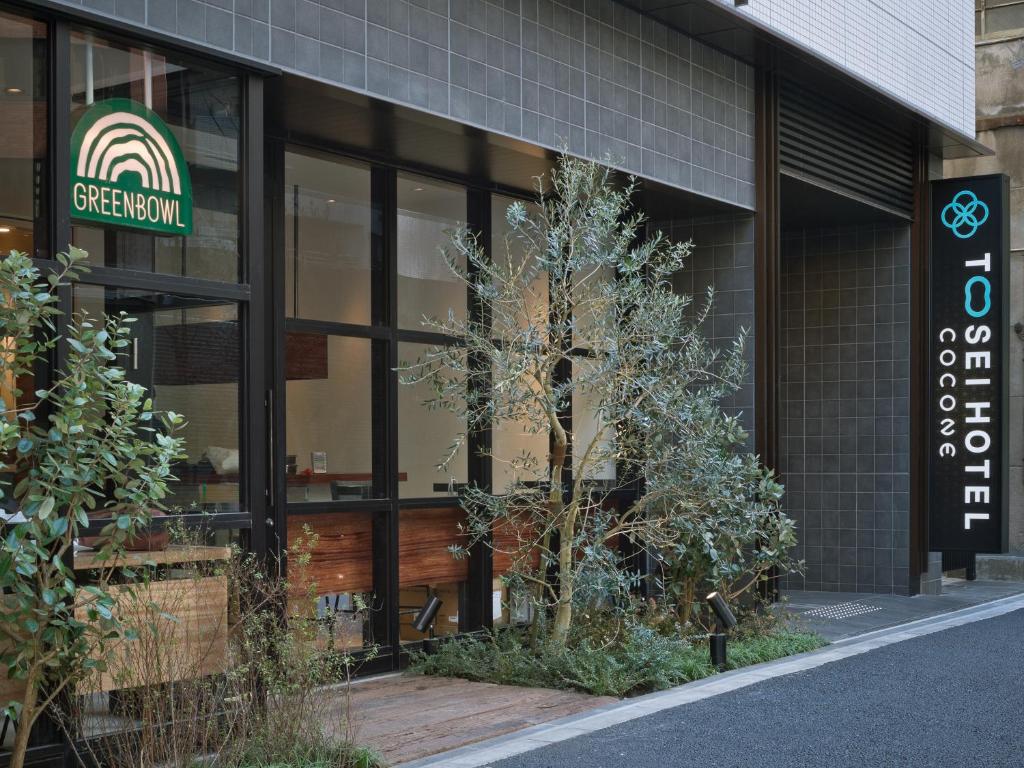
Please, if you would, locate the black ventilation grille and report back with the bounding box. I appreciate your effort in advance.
[779,79,914,218]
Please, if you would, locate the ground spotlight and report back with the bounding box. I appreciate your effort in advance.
[706,592,737,672]
[707,591,738,630]
[412,594,443,634]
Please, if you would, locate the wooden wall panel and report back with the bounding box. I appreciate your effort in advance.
[398,507,468,587]
[288,511,374,595]
[492,516,542,576]
[76,576,228,693]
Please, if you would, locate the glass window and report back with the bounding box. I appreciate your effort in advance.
[69,32,241,282]
[572,377,616,482]
[0,11,47,258]
[573,264,615,347]
[397,174,465,330]
[489,195,549,493]
[491,194,548,334]
[284,152,372,324]
[491,416,549,494]
[73,285,240,511]
[986,3,1024,33]
[285,335,375,503]
[398,507,467,643]
[398,342,467,498]
[288,512,379,650]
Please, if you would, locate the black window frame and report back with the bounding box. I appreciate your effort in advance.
[20,10,268,548]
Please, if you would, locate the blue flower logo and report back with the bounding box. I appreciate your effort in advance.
[941,190,989,239]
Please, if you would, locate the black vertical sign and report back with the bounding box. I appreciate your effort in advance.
[929,175,1009,553]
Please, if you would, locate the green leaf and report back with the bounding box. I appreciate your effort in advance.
[37,496,55,520]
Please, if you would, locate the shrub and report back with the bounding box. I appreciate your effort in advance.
[67,526,378,768]
[0,248,184,768]
[410,617,824,699]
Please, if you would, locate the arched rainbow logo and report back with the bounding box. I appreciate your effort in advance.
[70,98,192,235]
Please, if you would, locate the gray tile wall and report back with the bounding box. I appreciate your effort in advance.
[657,214,756,449]
[51,0,755,208]
[779,224,911,595]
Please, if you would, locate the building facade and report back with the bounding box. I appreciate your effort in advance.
[0,1,993,761]
[946,0,1024,573]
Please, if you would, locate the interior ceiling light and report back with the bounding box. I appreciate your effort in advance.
[413,187,424,192]
[326,198,336,203]
[0,227,11,233]
[4,87,22,94]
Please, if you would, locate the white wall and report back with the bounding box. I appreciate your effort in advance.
[712,0,976,138]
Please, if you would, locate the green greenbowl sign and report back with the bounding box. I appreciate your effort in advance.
[70,98,193,236]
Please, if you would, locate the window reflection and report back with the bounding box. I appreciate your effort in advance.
[490,195,550,493]
[285,152,372,324]
[398,342,467,498]
[397,174,466,330]
[0,12,47,258]
[73,285,240,511]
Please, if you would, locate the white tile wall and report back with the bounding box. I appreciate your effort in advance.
[710,0,976,137]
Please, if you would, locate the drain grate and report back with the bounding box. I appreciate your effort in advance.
[802,601,883,620]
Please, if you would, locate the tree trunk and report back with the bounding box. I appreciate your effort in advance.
[550,508,576,644]
[10,665,39,768]
[546,430,572,644]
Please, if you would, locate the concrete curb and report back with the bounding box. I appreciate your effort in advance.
[395,591,1024,768]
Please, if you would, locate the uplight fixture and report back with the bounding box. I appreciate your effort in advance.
[706,591,737,671]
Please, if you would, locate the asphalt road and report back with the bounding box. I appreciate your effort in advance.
[491,608,1024,768]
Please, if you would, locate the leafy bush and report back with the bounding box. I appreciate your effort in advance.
[0,248,185,768]
[409,617,824,698]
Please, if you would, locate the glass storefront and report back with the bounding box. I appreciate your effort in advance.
[0,0,620,685]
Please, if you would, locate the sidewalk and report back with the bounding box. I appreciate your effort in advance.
[781,577,1024,640]
[398,590,1024,768]
[346,578,1024,767]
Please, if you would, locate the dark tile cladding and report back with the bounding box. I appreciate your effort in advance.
[57,0,754,207]
[779,224,911,594]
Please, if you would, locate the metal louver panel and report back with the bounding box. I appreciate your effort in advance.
[779,79,914,218]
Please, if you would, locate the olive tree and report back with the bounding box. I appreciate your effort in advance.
[0,248,184,768]
[403,155,787,643]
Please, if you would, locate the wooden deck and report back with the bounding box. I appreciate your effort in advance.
[335,674,615,765]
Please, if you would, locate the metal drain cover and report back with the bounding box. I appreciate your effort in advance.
[802,601,882,620]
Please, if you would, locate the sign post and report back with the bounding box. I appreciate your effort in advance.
[929,174,1009,553]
